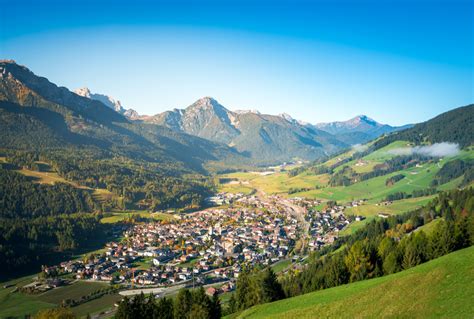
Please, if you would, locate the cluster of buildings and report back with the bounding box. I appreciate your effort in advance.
[42,194,360,291]
[306,200,365,250]
[47,196,301,288]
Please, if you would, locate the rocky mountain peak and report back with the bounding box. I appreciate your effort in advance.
[74,87,91,98]
[350,115,378,126]
[73,87,140,119]
[188,97,227,113]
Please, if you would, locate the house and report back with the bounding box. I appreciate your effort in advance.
[206,287,217,296]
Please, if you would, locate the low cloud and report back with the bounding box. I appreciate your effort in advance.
[388,142,460,157]
[352,144,369,152]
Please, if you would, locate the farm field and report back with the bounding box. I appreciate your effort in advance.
[231,246,474,319]
[100,211,177,223]
[345,196,436,217]
[0,279,117,318]
[218,171,329,195]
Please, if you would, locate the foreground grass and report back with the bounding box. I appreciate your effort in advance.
[233,246,474,319]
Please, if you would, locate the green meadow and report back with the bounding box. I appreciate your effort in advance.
[231,246,474,319]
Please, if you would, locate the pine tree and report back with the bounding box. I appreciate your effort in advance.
[174,288,193,319]
[158,297,174,319]
[210,291,222,319]
[116,296,131,319]
[261,268,285,302]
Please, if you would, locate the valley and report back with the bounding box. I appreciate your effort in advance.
[0,61,472,318]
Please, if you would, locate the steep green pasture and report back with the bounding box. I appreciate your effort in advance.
[233,246,474,319]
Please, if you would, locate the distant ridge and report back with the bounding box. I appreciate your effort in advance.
[314,115,412,145]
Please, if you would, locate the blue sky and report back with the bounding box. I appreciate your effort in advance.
[0,0,472,125]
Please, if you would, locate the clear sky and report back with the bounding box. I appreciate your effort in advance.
[0,0,472,125]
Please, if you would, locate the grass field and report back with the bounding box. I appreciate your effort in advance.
[16,167,74,185]
[72,293,121,317]
[339,196,435,235]
[295,161,441,202]
[1,157,119,207]
[0,279,116,318]
[218,144,473,205]
[100,211,177,223]
[218,170,329,196]
[270,259,292,274]
[231,246,474,319]
[414,218,445,235]
[36,281,109,304]
[345,196,436,217]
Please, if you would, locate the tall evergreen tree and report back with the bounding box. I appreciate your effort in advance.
[174,288,193,319]
[261,268,285,302]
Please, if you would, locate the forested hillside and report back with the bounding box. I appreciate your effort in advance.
[0,169,106,278]
[372,104,474,149]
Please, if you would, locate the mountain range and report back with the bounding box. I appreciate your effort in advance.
[75,88,410,160]
[0,60,411,165]
[314,115,412,145]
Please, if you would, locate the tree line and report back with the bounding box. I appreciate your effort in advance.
[431,159,474,187]
[116,287,221,319]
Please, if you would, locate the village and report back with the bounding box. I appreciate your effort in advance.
[39,193,360,296]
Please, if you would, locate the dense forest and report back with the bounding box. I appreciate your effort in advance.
[0,169,109,279]
[4,149,212,211]
[0,212,106,278]
[0,169,96,218]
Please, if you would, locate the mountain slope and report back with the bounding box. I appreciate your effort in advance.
[314,115,412,145]
[373,104,474,150]
[234,246,474,319]
[146,97,348,163]
[0,60,244,173]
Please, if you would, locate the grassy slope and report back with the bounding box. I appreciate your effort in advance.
[233,246,474,319]
[294,146,473,202]
[219,143,473,204]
